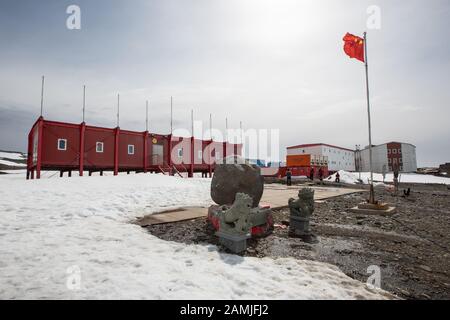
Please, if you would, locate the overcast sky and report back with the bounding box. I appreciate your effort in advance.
[0,0,449,166]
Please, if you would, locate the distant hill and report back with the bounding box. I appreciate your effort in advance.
[0,150,27,170]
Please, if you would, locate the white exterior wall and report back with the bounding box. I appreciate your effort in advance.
[287,146,323,156]
[287,145,355,172]
[401,143,417,172]
[360,144,388,173]
[321,146,355,171]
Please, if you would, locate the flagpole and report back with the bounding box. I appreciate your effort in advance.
[364,31,375,204]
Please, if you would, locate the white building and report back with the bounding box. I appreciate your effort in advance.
[358,142,417,173]
[286,143,355,172]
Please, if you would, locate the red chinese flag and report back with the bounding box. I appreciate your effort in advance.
[343,33,365,63]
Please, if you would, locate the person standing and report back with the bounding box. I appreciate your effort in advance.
[309,167,315,181]
[335,171,341,183]
[318,167,324,184]
[393,169,400,194]
[286,168,292,186]
[382,165,387,183]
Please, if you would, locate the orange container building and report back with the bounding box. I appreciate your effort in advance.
[286,154,311,167]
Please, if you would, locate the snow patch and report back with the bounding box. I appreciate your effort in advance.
[328,170,450,185]
[327,170,359,184]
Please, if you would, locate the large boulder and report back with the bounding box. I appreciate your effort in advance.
[211,163,264,208]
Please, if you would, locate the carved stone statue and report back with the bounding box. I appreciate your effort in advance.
[207,162,274,253]
[288,188,317,242]
[288,188,315,219]
[218,193,253,236]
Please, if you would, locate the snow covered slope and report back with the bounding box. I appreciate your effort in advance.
[0,173,390,299]
[0,159,26,167]
[0,151,27,169]
[0,151,26,161]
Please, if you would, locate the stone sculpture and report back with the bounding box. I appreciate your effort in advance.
[288,188,317,243]
[215,193,253,253]
[211,162,264,208]
[208,162,274,253]
[218,193,253,235]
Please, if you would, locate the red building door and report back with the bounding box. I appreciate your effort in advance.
[152,144,164,165]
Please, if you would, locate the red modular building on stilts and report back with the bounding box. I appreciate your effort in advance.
[26,117,242,179]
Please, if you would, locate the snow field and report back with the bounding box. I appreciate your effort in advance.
[0,173,390,299]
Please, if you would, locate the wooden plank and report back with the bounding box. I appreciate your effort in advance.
[137,207,208,226]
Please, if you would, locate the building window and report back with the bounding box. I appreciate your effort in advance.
[392,149,397,154]
[399,158,403,164]
[128,145,135,155]
[57,139,67,151]
[388,158,392,164]
[389,166,392,171]
[398,149,402,154]
[388,149,391,154]
[96,142,104,153]
[400,165,403,171]
[198,150,203,160]
[177,148,183,158]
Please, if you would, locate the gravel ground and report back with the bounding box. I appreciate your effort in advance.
[145,182,450,300]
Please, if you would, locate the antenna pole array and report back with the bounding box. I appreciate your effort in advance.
[82,85,86,122]
[170,96,173,134]
[146,100,149,132]
[209,113,213,140]
[40,76,45,117]
[191,109,194,137]
[117,94,120,127]
[240,121,243,144]
[225,117,228,142]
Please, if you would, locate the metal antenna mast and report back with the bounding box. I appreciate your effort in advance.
[209,113,213,140]
[170,96,173,134]
[146,100,149,131]
[225,117,228,142]
[40,76,45,117]
[191,109,194,137]
[117,94,120,127]
[240,121,243,144]
[82,85,86,123]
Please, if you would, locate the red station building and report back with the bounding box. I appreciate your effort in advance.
[27,117,242,179]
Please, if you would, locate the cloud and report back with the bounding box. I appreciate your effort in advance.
[0,102,37,152]
[0,0,449,166]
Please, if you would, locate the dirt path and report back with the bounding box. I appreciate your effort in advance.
[145,182,450,300]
